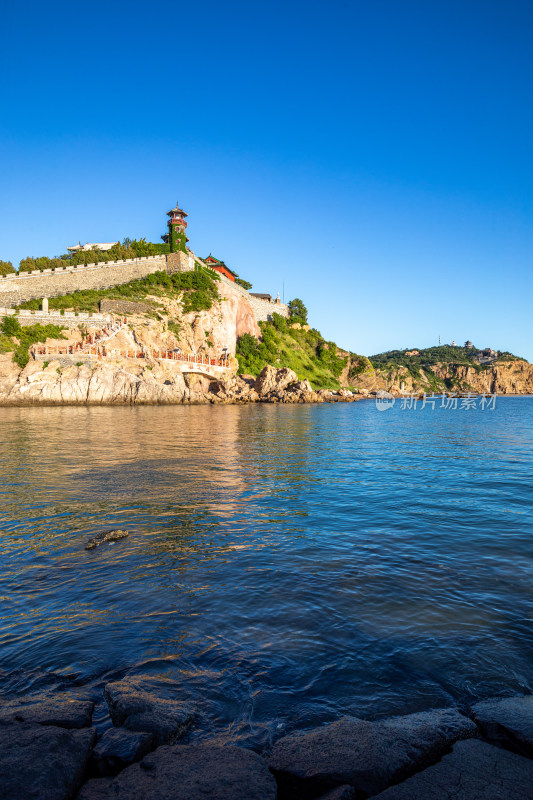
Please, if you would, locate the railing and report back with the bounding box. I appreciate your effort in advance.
[33,344,230,369]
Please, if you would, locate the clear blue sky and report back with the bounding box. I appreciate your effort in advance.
[1,0,532,359]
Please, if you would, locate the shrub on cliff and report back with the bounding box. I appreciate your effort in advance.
[236,319,351,390]
[0,317,66,368]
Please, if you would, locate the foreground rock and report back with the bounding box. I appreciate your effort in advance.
[318,786,357,800]
[0,690,94,728]
[0,721,95,800]
[85,529,130,550]
[92,727,153,776]
[103,678,195,745]
[470,694,533,757]
[371,739,533,799]
[269,708,477,797]
[78,743,277,800]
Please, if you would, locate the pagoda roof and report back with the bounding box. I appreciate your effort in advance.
[203,255,237,276]
[167,202,188,217]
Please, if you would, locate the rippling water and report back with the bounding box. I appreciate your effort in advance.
[0,400,532,748]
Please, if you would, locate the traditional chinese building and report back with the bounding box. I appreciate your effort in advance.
[161,202,189,252]
[203,255,237,282]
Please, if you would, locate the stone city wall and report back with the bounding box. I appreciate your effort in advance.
[0,307,112,328]
[0,255,168,307]
[0,249,288,325]
[214,272,289,323]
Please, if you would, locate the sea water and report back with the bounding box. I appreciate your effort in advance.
[0,400,532,747]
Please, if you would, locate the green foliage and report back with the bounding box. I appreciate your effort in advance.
[1,316,20,336]
[236,318,351,389]
[167,320,181,337]
[17,269,220,316]
[370,345,480,368]
[0,260,15,276]
[235,277,252,290]
[169,226,188,254]
[348,355,373,379]
[18,239,170,273]
[0,317,66,368]
[288,298,308,324]
[271,312,287,332]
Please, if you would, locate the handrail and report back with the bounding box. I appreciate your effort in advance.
[33,343,230,368]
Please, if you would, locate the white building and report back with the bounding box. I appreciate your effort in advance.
[67,242,117,253]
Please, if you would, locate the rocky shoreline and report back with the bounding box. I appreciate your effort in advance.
[1,676,532,799]
[0,360,365,406]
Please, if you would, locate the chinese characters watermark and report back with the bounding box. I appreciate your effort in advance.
[376,392,497,412]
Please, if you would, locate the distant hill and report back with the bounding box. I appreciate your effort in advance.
[370,345,526,368]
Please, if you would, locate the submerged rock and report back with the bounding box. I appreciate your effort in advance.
[78,743,277,800]
[269,707,477,797]
[103,678,195,745]
[0,691,94,728]
[85,529,130,550]
[0,721,95,800]
[317,786,357,800]
[92,727,153,775]
[470,694,533,757]
[370,739,533,799]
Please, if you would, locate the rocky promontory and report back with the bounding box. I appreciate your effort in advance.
[0,357,357,406]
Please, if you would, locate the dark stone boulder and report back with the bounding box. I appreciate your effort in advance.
[317,786,357,800]
[269,708,477,797]
[0,691,94,729]
[370,739,533,799]
[0,720,95,800]
[470,694,533,757]
[85,530,130,550]
[77,743,277,800]
[103,678,195,745]
[92,727,153,775]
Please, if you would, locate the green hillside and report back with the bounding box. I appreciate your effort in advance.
[236,313,369,390]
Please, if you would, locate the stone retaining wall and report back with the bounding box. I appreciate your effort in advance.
[33,353,97,368]
[0,307,112,329]
[100,299,151,315]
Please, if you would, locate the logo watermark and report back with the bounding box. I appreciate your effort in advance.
[375,391,497,412]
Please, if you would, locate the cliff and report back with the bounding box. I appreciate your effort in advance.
[376,360,533,395]
[0,356,340,406]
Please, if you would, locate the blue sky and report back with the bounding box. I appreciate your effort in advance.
[1,0,532,359]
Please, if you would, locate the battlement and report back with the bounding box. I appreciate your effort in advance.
[0,254,169,307]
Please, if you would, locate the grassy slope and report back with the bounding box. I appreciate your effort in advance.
[17,270,219,315]
[236,315,367,390]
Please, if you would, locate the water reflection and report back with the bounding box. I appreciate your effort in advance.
[0,401,532,746]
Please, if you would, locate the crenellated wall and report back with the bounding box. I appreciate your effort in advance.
[0,249,288,325]
[0,255,168,307]
[0,307,112,328]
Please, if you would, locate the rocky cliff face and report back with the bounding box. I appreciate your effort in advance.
[371,360,533,395]
[146,279,260,357]
[0,358,341,406]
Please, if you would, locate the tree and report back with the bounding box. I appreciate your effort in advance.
[235,277,252,291]
[288,298,308,324]
[19,257,37,272]
[0,260,15,276]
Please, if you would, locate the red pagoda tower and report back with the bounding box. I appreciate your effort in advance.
[163,202,189,252]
